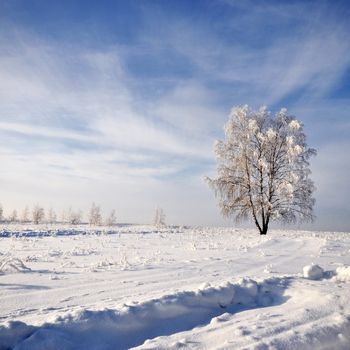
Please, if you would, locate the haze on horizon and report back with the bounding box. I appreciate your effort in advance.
[0,0,349,231]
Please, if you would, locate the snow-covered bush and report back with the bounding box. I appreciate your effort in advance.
[0,257,31,274]
[206,105,316,235]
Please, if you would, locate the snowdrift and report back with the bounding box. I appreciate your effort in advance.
[0,277,287,350]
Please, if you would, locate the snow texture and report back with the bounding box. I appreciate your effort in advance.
[333,266,350,283]
[0,225,349,349]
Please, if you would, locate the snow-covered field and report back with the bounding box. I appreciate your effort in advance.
[0,225,349,349]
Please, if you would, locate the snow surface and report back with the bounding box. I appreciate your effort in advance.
[0,225,349,349]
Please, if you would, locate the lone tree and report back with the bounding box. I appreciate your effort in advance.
[206,105,316,235]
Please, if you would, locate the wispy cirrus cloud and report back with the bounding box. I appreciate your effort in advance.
[0,1,349,228]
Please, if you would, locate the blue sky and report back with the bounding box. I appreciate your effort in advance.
[0,0,349,230]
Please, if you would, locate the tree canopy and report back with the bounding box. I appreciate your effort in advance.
[206,105,316,235]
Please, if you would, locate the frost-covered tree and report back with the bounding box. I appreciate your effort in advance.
[105,209,117,226]
[67,207,82,225]
[206,105,316,235]
[60,209,67,224]
[32,205,45,225]
[153,207,166,227]
[48,207,57,224]
[9,209,18,223]
[89,203,102,226]
[20,206,29,223]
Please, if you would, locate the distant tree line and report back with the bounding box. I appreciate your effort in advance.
[0,203,118,226]
[0,203,168,227]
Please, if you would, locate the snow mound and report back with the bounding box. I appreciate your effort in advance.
[0,277,287,350]
[303,264,324,280]
[66,247,99,256]
[333,265,350,283]
[302,264,350,283]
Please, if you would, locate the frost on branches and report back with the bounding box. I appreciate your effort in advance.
[206,105,316,235]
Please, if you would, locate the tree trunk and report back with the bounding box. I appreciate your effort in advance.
[252,213,269,235]
[260,224,268,235]
[254,222,267,235]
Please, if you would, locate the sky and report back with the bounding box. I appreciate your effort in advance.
[0,0,349,231]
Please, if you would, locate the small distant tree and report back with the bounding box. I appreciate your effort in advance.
[0,204,3,222]
[105,209,117,226]
[20,206,29,223]
[60,209,67,224]
[48,207,57,224]
[67,207,82,225]
[153,207,166,227]
[206,105,316,235]
[9,209,18,223]
[32,205,45,225]
[89,203,102,226]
